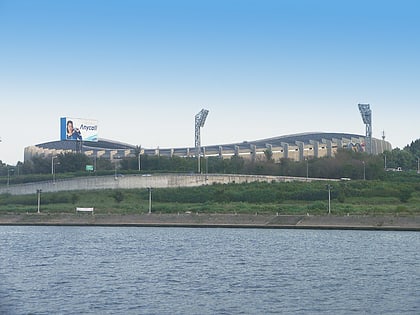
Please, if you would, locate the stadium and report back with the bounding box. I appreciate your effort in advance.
[24,108,391,163]
[24,132,392,163]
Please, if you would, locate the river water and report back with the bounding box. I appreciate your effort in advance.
[0,226,419,314]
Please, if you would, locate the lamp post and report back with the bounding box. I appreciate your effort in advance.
[51,156,57,183]
[306,157,309,181]
[147,187,152,214]
[417,157,419,174]
[326,184,332,215]
[138,147,142,171]
[36,189,42,213]
[205,156,209,180]
[7,168,11,187]
[384,154,387,170]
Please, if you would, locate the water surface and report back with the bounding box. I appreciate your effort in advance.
[0,227,419,314]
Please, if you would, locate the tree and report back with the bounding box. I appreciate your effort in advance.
[57,152,91,173]
[383,148,415,170]
[264,148,274,162]
[405,139,420,157]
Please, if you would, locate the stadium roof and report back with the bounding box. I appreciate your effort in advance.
[34,132,366,153]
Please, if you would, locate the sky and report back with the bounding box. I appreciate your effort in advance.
[0,0,419,164]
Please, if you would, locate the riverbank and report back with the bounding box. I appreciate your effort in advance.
[0,213,419,231]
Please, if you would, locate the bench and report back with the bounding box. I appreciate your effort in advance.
[76,207,94,215]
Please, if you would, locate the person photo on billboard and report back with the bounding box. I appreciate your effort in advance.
[66,120,82,140]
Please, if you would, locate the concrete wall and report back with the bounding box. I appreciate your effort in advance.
[0,174,338,196]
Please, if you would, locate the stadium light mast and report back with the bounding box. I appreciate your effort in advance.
[195,108,209,173]
[358,104,372,154]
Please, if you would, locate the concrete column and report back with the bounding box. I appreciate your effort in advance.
[332,138,342,150]
[24,146,36,162]
[309,140,319,158]
[281,142,289,159]
[342,138,351,149]
[219,146,223,159]
[84,150,93,157]
[250,144,257,161]
[234,145,240,157]
[295,141,305,161]
[322,139,333,157]
[110,150,118,160]
[373,139,379,155]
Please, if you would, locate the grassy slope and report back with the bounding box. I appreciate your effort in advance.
[1,179,419,216]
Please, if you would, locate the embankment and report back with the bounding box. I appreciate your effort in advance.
[0,213,419,231]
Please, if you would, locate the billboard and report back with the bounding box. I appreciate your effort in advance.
[60,117,98,142]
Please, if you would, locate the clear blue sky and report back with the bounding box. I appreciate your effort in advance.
[1,0,419,164]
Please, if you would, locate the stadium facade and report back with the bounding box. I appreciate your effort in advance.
[24,132,392,163]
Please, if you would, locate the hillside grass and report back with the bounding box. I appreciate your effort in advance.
[1,180,419,216]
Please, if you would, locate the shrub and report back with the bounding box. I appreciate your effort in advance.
[337,192,346,203]
[113,191,124,203]
[399,188,413,203]
[307,201,327,211]
[71,193,79,204]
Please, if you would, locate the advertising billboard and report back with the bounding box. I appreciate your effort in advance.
[60,117,98,142]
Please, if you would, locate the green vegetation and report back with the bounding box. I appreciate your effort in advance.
[1,138,420,185]
[0,138,418,216]
[1,180,419,216]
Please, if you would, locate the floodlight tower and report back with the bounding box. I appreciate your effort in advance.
[358,104,372,154]
[195,108,209,173]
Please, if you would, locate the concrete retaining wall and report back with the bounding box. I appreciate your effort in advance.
[0,174,338,196]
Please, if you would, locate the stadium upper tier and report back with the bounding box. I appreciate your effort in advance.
[24,132,392,162]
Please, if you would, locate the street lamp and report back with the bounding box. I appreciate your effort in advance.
[147,187,152,214]
[137,145,142,171]
[306,157,309,181]
[36,189,42,213]
[205,156,209,180]
[52,156,59,184]
[7,168,13,187]
[326,184,332,215]
[384,154,387,170]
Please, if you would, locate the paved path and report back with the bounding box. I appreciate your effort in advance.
[1,213,419,231]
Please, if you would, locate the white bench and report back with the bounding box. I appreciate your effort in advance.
[76,207,94,214]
